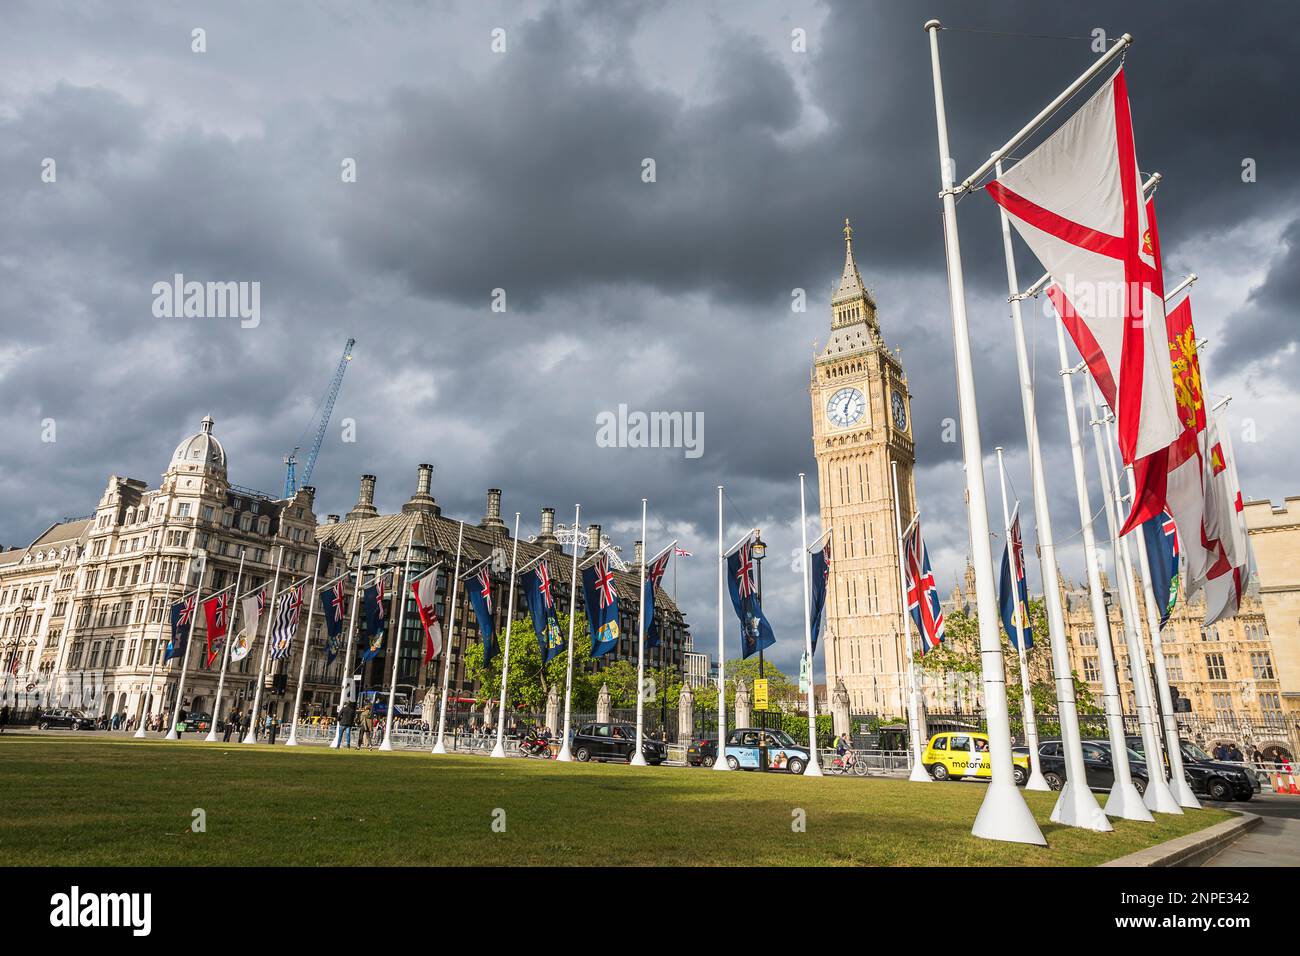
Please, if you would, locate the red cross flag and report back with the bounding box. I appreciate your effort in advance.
[988,67,1180,530]
[411,571,443,662]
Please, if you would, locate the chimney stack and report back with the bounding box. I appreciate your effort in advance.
[300,485,316,504]
[585,523,603,556]
[346,474,379,521]
[402,463,439,515]
[480,488,507,533]
[536,507,560,550]
[326,514,340,525]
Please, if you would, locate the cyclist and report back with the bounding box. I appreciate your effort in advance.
[833,732,851,771]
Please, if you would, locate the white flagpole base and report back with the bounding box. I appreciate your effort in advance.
[489,740,506,758]
[971,780,1047,845]
[241,731,257,745]
[164,728,179,741]
[804,757,823,777]
[133,726,147,739]
[203,729,218,743]
[432,737,447,755]
[909,761,933,783]
[711,758,731,771]
[284,734,298,747]
[630,752,647,766]
[1173,776,1202,809]
[554,744,572,762]
[1104,781,1155,822]
[1049,780,1112,831]
[1025,768,1051,792]
[1142,772,1184,814]
[378,738,393,751]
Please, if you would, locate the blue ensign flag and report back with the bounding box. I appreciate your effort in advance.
[809,539,831,654]
[360,572,390,664]
[727,538,775,660]
[641,546,672,650]
[1142,509,1179,629]
[998,507,1033,650]
[167,594,196,662]
[523,560,566,663]
[467,566,497,662]
[318,579,347,663]
[581,553,621,658]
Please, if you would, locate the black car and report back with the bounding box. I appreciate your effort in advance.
[571,723,667,765]
[1035,738,1150,795]
[1125,735,1256,801]
[686,738,717,767]
[37,708,96,731]
[180,712,212,734]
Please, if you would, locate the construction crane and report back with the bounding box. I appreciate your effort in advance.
[283,338,355,499]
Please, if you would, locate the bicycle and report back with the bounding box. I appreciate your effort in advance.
[828,750,869,776]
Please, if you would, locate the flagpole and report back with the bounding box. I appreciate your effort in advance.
[243,546,284,744]
[891,462,930,783]
[553,506,582,762]
[713,485,730,771]
[204,553,246,742]
[1055,322,1153,821]
[798,474,823,777]
[490,513,522,758]
[1085,379,1182,814]
[433,522,465,755]
[284,542,324,747]
[924,19,1043,844]
[623,499,648,765]
[380,528,416,751]
[331,535,366,749]
[137,537,196,738]
[993,449,1050,793]
[165,551,207,740]
[1127,466,1201,809]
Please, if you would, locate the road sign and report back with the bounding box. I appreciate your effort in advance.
[753,678,769,711]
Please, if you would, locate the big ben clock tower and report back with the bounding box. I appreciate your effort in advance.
[811,219,916,715]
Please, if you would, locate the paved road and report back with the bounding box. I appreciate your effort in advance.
[1202,790,1300,867]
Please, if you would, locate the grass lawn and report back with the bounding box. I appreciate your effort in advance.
[0,734,1232,866]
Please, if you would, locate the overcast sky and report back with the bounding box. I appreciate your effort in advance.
[1,1,1296,680]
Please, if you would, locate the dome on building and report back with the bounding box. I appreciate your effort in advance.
[169,415,227,476]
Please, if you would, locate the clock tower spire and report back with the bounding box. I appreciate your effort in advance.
[810,218,916,715]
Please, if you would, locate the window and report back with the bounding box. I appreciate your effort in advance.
[177,502,192,518]
[1260,693,1282,714]
[202,505,214,522]
[1205,653,1228,681]
[1083,657,1100,682]
[949,736,971,752]
[1251,652,1275,680]
[1079,630,1096,646]
[930,736,947,751]
[1211,692,1233,722]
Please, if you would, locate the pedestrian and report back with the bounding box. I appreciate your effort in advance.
[360,705,375,750]
[1252,746,1264,764]
[338,700,356,749]
[176,705,188,739]
[267,714,279,746]
[223,708,238,742]
[0,703,8,734]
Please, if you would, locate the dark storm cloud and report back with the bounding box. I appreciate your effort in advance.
[1,0,1296,671]
[1216,218,1300,374]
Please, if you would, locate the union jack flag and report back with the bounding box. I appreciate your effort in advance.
[674,546,692,557]
[904,523,945,653]
[536,559,554,609]
[328,580,346,625]
[734,541,756,599]
[477,567,493,613]
[594,555,616,607]
[1161,509,1180,557]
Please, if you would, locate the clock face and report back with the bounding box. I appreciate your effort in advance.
[891,390,908,431]
[826,387,866,428]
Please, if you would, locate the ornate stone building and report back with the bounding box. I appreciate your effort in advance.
[0,416,341,725]
[1243,496,1300,729]
[811,219,916,713]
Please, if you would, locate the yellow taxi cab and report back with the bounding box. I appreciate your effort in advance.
[922,731,1030,786]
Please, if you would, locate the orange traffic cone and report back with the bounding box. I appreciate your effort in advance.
[1288,774,1300,796]
[1274,773,1288,794]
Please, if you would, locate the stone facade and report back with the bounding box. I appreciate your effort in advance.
[811,219,916,714]
[1242,497,1300,727]
[0,416,339,727]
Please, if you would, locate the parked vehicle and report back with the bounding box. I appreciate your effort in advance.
[571,723,666,765]
[1125,735,1257,801]
[723,728,810,774]
[1034,739,1149,795]
[924,732,1030,784]
[37,709,95,731]
[181,712,212,734]
[519,733,551,758]
[686,738,717,767]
